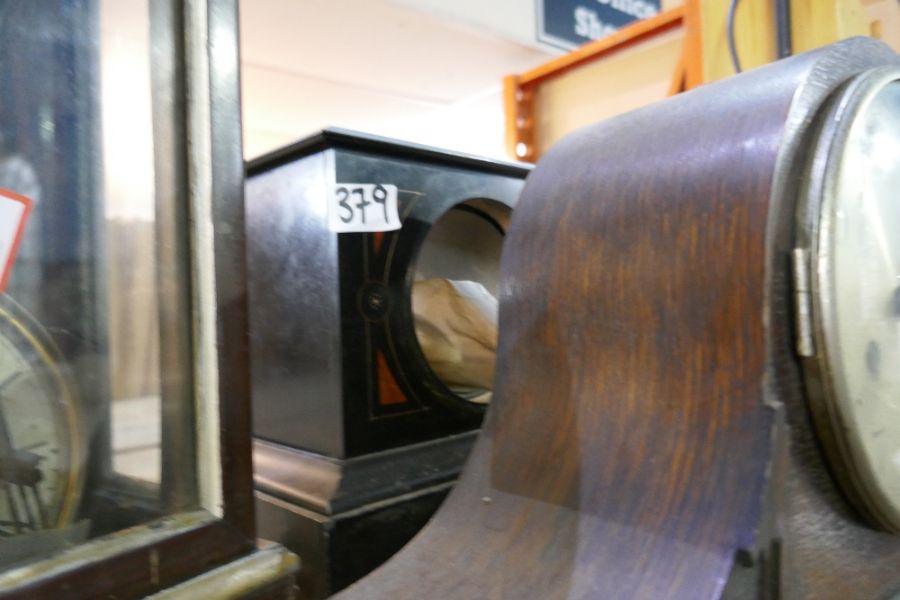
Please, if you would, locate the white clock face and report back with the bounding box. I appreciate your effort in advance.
[814,71,900,530]
[0,302,80,536]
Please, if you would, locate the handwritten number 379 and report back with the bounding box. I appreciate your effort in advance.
[337,185,390,224]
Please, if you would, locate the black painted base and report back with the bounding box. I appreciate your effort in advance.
[253,433,476,599]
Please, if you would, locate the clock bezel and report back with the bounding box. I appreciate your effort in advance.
[796,65,900,533]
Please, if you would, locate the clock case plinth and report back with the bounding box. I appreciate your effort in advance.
[253,434,473,599]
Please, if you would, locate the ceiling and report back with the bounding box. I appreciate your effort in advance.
[239,0,556,159]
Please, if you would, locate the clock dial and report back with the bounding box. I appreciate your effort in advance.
[0,296,81,537]
[806,68,900,531]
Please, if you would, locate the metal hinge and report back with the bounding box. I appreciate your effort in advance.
[792,248,815,357]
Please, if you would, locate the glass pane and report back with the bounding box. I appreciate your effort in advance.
[0,0,196,569]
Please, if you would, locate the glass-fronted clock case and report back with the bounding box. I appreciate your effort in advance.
[0,0,296,596]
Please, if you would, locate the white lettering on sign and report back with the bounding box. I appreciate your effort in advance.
[329,184,401,233]
[596,0,659,20]
[574,7,617,40]
[0,189,32,293]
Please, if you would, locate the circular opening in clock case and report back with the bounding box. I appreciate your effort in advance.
[800,66,900,533]
[410,199,511,407]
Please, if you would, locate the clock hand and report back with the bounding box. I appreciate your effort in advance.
[30,481,47,528]
[0,400,25,534]
[0,371,21,393]
[15,483,36,530]
[0,392,48,476]
[19,441,48,452]
[861,188,896,278]
[0,407,46,532]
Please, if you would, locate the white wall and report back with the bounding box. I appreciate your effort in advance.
[389,0,557,51]
[240,0,555,160]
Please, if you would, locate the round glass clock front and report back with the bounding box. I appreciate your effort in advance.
[810,69,900,531]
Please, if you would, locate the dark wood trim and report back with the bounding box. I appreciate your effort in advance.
[333,38,900,600]
[253,433,476,515]
[246,128,533,179]
[0,519,253,599]
[1,0,260,596]
[207,0,257,541]
[152,0,199,516]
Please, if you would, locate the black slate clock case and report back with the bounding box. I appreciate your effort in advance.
[246,129,529,458]
[245,128,530,597]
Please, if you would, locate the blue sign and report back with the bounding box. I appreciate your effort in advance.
[537,0,662,50]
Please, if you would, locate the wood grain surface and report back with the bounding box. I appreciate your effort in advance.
[335,39,900,600]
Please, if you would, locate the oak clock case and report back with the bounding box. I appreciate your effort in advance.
[246,129,528,598]
[325,39,900,600]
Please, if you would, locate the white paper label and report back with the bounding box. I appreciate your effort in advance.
[0,192,29,292]
[328,183,401,233]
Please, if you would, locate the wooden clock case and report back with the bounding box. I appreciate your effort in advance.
[333,38,900,600]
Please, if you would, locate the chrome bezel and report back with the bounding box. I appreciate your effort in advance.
[797,65,900,532]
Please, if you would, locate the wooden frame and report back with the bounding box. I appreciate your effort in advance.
[335,37,900,600]
[505,0,894,163]
[0,0,265,596]
[504,4,703,162]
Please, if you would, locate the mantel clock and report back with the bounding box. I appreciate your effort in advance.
[331,37,900,600]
